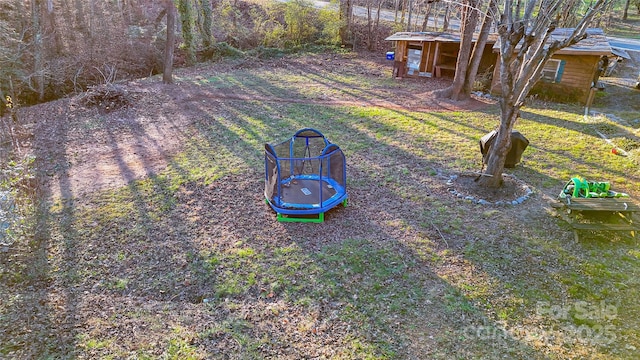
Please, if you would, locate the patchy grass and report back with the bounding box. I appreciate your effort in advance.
[607,11,640,39]
[2,51,640,359]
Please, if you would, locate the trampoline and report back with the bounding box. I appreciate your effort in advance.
[264,128,348,223]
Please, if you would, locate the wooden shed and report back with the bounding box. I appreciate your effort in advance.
[490,28,613,104]
[384,31,498,79]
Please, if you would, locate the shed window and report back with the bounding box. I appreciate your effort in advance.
[541,59,565,83]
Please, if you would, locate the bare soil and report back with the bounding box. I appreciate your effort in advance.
[22,51,492,201]
[594,50,640,111]
[450,174,530,203]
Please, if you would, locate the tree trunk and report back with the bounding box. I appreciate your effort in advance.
[60,0,77,44]
[163,0,176,84]
[406,0,413,31]
[74,0,86,32]
[623,0,630,19]
[462,0,496,95]
[374,0,382,50]
[199,0,214,49]
[412,1,421,30]
[87,0,95,60]
[421,2,433,31]
[449,0,478,100]
[442,2,450,32]
[433,1,439,29]
[178,0,195,65]
[478,101,518,187]
[366,0,373,50]
[43,0,63,55]
[339,0,352,46]
[31,0,45,101]
[435,0,478,101]
[394,0,399,22]
[478,0,611,188]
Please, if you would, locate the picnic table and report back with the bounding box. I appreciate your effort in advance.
[559,197,639,241]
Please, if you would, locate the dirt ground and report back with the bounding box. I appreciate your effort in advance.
[594,50,640,111]
[21,51,493,202]
[20,48,637,204]
[4,48,639,359]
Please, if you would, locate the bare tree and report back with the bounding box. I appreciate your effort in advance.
[394,0,400,22]
[479,0,611,188]
[74,0,86,33]
[421,0,436,31]
[374,0,382,49]
[43,0,63,54]
[31,0,45,101]
[437,0,497,100]
[365,0,383,50]
[339,0,353,46]
[178,0,196,65]
[199,0,214,49]
[462,0,497,96]
[623,0,631,20]
[441,0,451,31]
[366,0,373,48]
[163,0,176,84]
[436,0,479,100]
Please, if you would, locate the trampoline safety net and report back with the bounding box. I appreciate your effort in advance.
[264,128,347,216]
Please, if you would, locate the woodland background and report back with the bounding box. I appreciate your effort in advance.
[3,0,636,114]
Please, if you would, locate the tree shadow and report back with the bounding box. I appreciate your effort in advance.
[9,55,639,358]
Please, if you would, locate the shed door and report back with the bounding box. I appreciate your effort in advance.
[407,48,422,76]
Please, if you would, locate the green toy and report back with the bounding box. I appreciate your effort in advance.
[559,176,628,199]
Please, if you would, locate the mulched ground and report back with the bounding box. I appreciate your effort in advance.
[450,173,530,203]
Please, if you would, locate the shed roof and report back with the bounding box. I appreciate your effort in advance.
[493,28,612,56]
[385,28,612,56]
[384,31,498,43]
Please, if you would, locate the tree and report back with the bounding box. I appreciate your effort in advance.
[31,0,45,102]
[43,0,63,54]
[441,0,451,31]
[436,0,479,100]
[365,0,383,50]
[480,0,611,188]
[0,8,23,115]
[339,0,352,46]
[283,0,318,46]
[462,0,497,96]
[163,0,176,84]
[623,0,631,20]
[435,0,497,101]
[421,0,437,31]
[198,0,214,49]
[177,0,195,65]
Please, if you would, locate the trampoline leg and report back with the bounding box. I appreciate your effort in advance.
[342,198,348,207]
[277,212,325,223]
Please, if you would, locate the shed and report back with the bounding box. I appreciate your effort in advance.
[490,28,613,104]
[384,31,498,79]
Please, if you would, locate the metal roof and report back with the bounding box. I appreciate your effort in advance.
[384,31,497,43]
[494,28,612,56]
[550,28,612,55]
[385,28,612,56]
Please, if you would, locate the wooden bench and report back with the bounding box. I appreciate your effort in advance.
[560,197,640,241]
[435,64,456,78]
